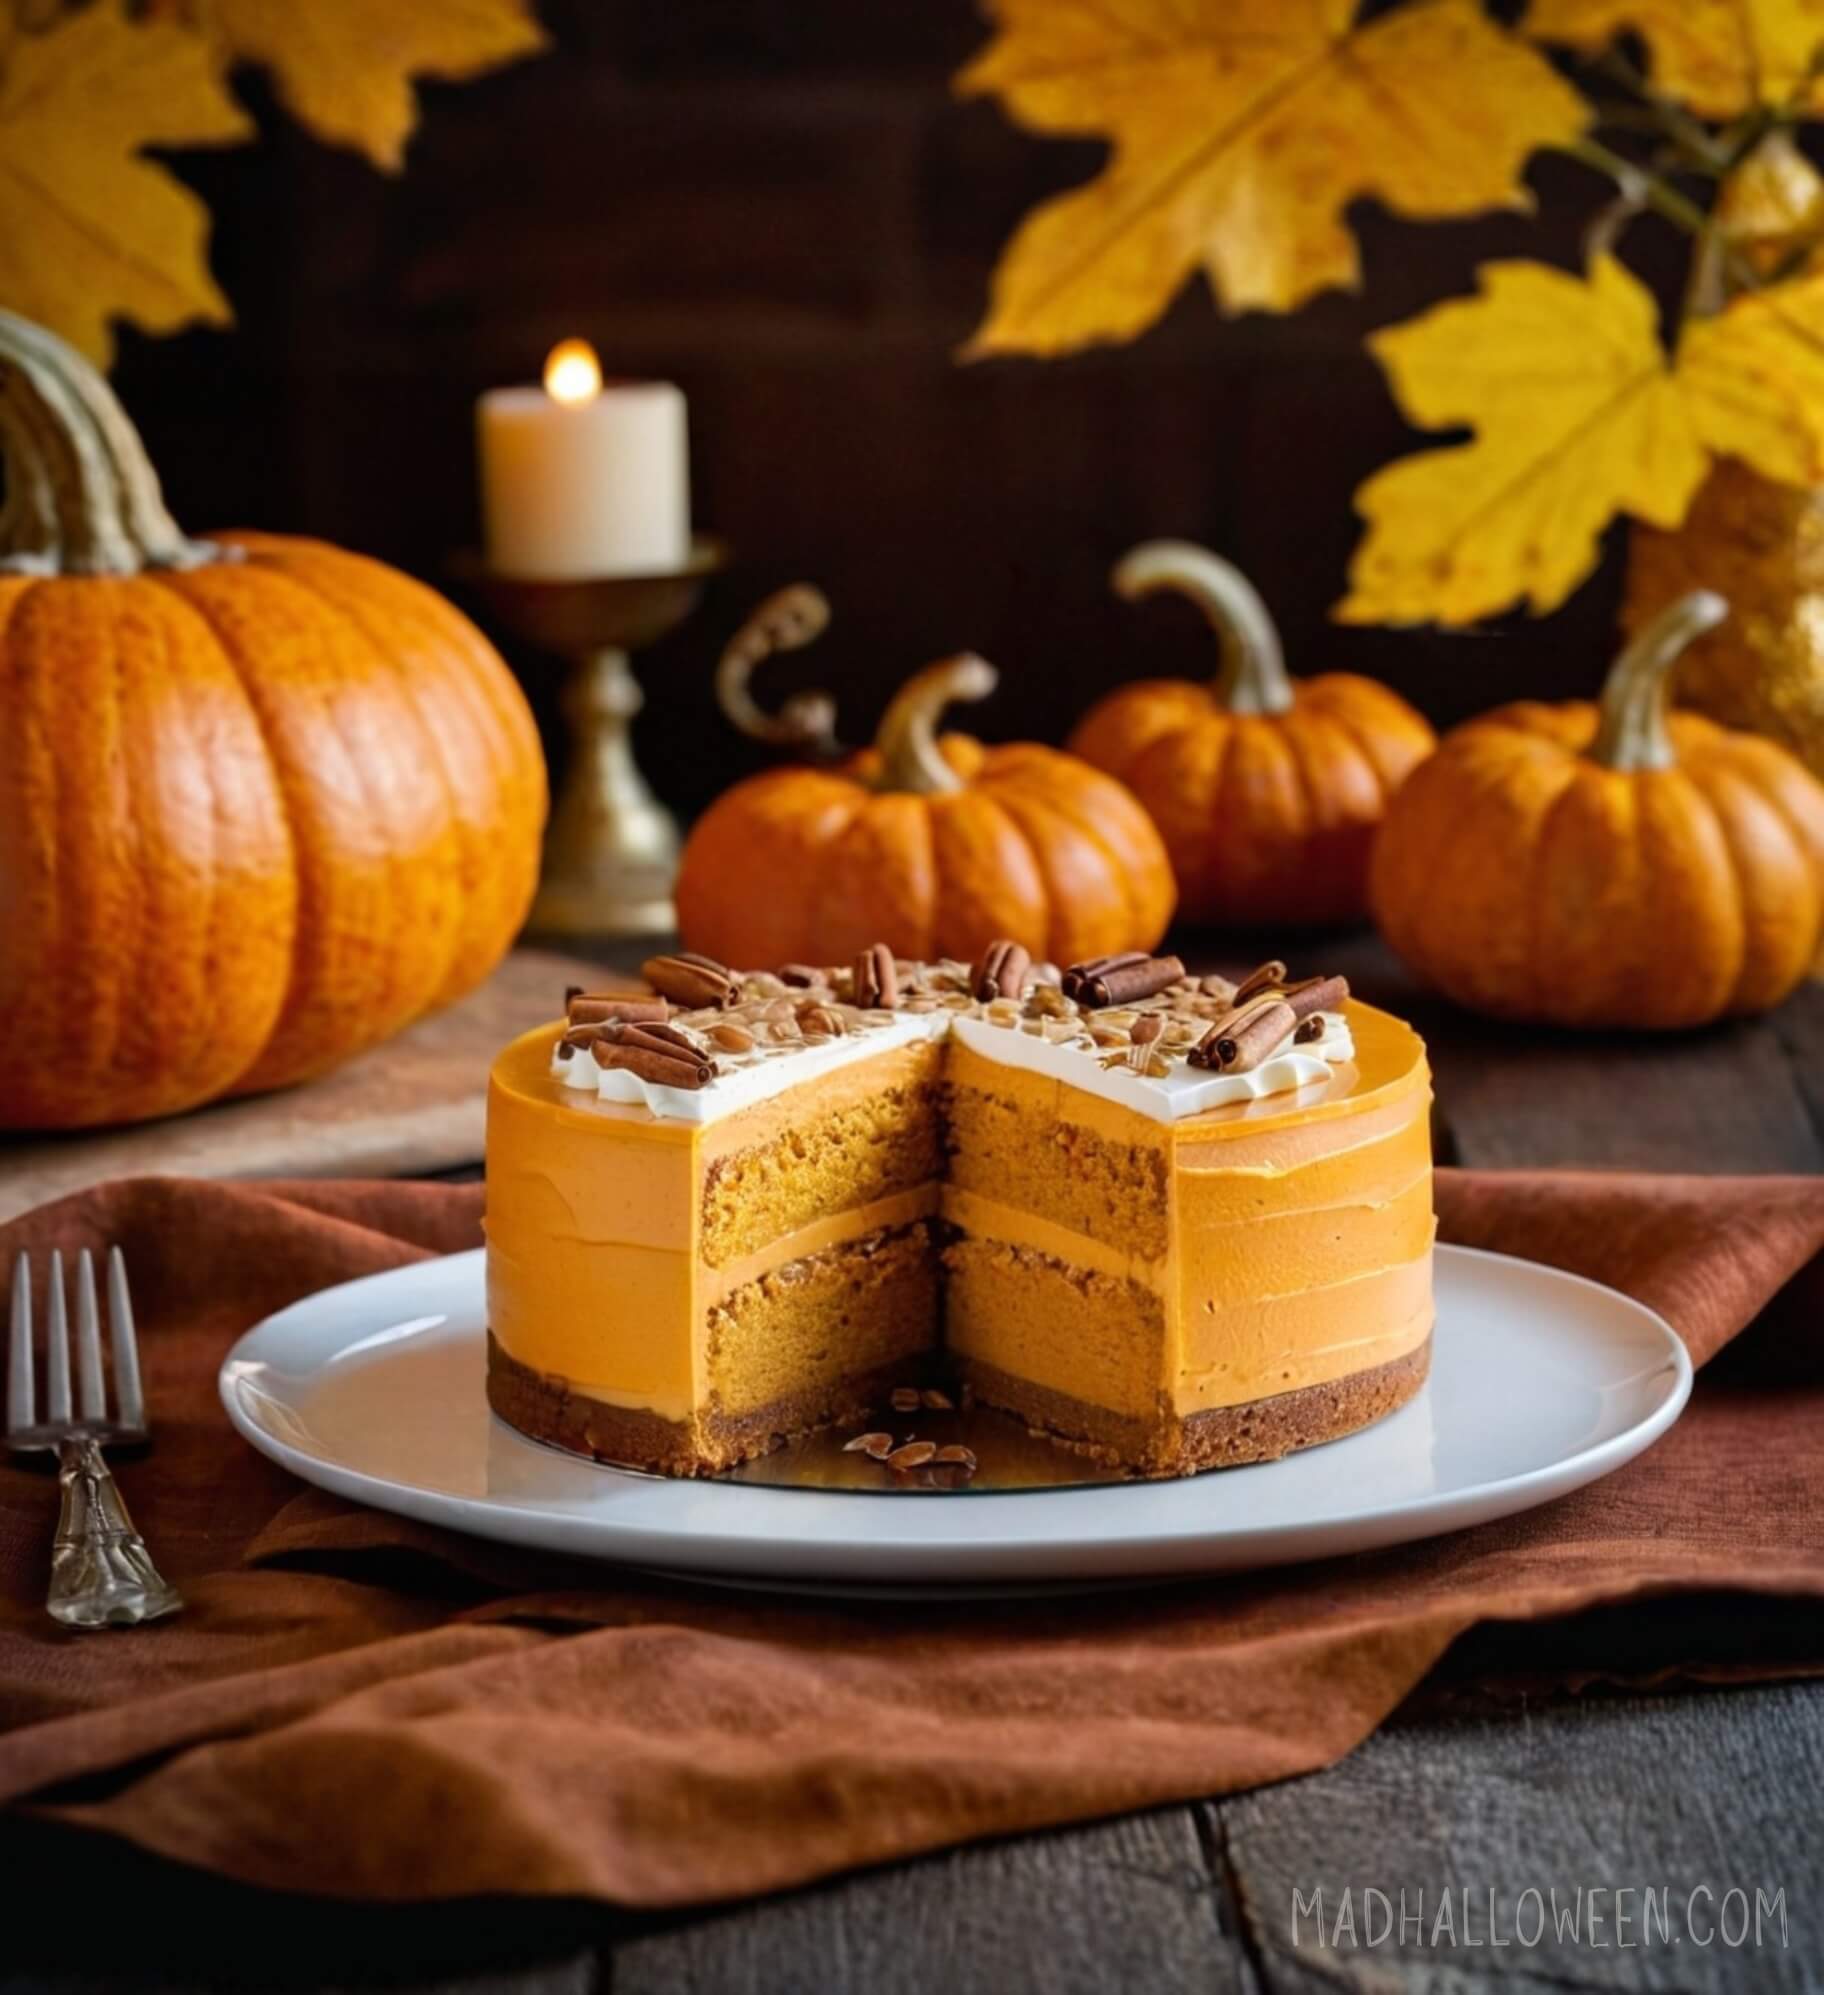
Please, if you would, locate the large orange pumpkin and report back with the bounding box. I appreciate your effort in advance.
[0,312,547,1129]
[1069,541,1435,925]
[677,649,1175,968]
[1371,593,1824,1030]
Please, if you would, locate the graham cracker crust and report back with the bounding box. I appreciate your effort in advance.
[955,1333,1432,1479]
[487,1331,914,1477]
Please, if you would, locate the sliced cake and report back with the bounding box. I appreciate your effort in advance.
[484,949,1434,1478]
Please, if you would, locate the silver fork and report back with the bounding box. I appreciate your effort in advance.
[6,1248,183,1628]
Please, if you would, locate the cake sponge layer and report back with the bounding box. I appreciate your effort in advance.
[701,1080,943,1268]
[943,1234,1167,1420]
[942,1079,1168,1262]
[705,1219,939,1421]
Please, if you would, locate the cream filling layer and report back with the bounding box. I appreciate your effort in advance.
[942,1184,1170,1289]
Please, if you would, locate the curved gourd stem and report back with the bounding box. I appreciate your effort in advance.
[1112,539,1294,716]
[873,654,998,795]
[1590,590,1729,771]
[715,583,843,757]
[0,310,220,576]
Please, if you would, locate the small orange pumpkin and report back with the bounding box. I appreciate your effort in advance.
[0,312,547,1130]
[1068,541,1436,926]
[1371,592,1824,1029]
[677,642,1175,969]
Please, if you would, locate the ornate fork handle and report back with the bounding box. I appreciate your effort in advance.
[49,1435,183,1628]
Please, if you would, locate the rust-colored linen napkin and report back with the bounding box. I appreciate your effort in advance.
[0,1171,1820,1907]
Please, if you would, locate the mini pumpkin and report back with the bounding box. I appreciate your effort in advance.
[0,312,547,1130]
[677,632,1175,969]
[1068,541,1436,926]
[1371,592,1824,1030]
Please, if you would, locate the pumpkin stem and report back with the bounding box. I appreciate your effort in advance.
[0,311,222,576]
[714,583,843,758]
[1112,540,1294,716]
[873,654,997,795]
[1590,589,1729,771]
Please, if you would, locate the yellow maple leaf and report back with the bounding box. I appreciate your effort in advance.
[1525,0,1824,118]
[0,4,250,366]
[1337,255,1824,627]
[1679,268,1824,482]
[955,0,1589,357]
[1714,131,1824,276]
[196,0,548,171]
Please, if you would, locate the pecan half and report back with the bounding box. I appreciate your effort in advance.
[642,953,739,1008]
[853,942,899,1009]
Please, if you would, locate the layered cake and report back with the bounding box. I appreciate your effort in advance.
[486,946,1434,1480]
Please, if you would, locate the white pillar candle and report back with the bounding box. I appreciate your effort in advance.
[476,340,691,579]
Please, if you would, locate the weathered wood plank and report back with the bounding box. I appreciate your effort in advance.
[613,1807,1253,1995]
[1768,985,1824,1163]
[1211,1680,1824,1993]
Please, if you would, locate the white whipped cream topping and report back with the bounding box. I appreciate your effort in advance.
[549,1007,1352,1128]
[553,1011,947,1125]
[947,1010,1353,1125]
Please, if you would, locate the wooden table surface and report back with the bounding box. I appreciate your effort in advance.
[8,932,1823,1994]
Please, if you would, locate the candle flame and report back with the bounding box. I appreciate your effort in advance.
[544,338,602,406]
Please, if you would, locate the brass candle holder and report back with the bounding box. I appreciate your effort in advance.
[463,538,726,938]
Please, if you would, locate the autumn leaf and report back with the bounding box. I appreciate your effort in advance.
[1337,255,1824,626]
[1525,0,1824,118]
[955,0,1589,357]
[1679,267,1824,482]
[194,0,547,171]
[1714,131,1824,275]
[0,3,250,366]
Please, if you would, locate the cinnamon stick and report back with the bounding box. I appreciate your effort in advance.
[853,942,899,1009]
[1231,959,1289,1005]
[592,1038,717,1091]
[610,1021,717,1083]
[971,938,1031,1002]
[1075,954,1185,1008]
[1188,993,1291,1070]
[1196,997,1297,1074]
[1281,974,1349,1021]
[566,992,670,1026]
[1061,951,1146,1002]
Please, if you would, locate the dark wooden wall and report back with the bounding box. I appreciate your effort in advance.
[113,0,1676,820]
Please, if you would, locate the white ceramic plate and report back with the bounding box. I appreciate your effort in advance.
[219,1245,1690,1589]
